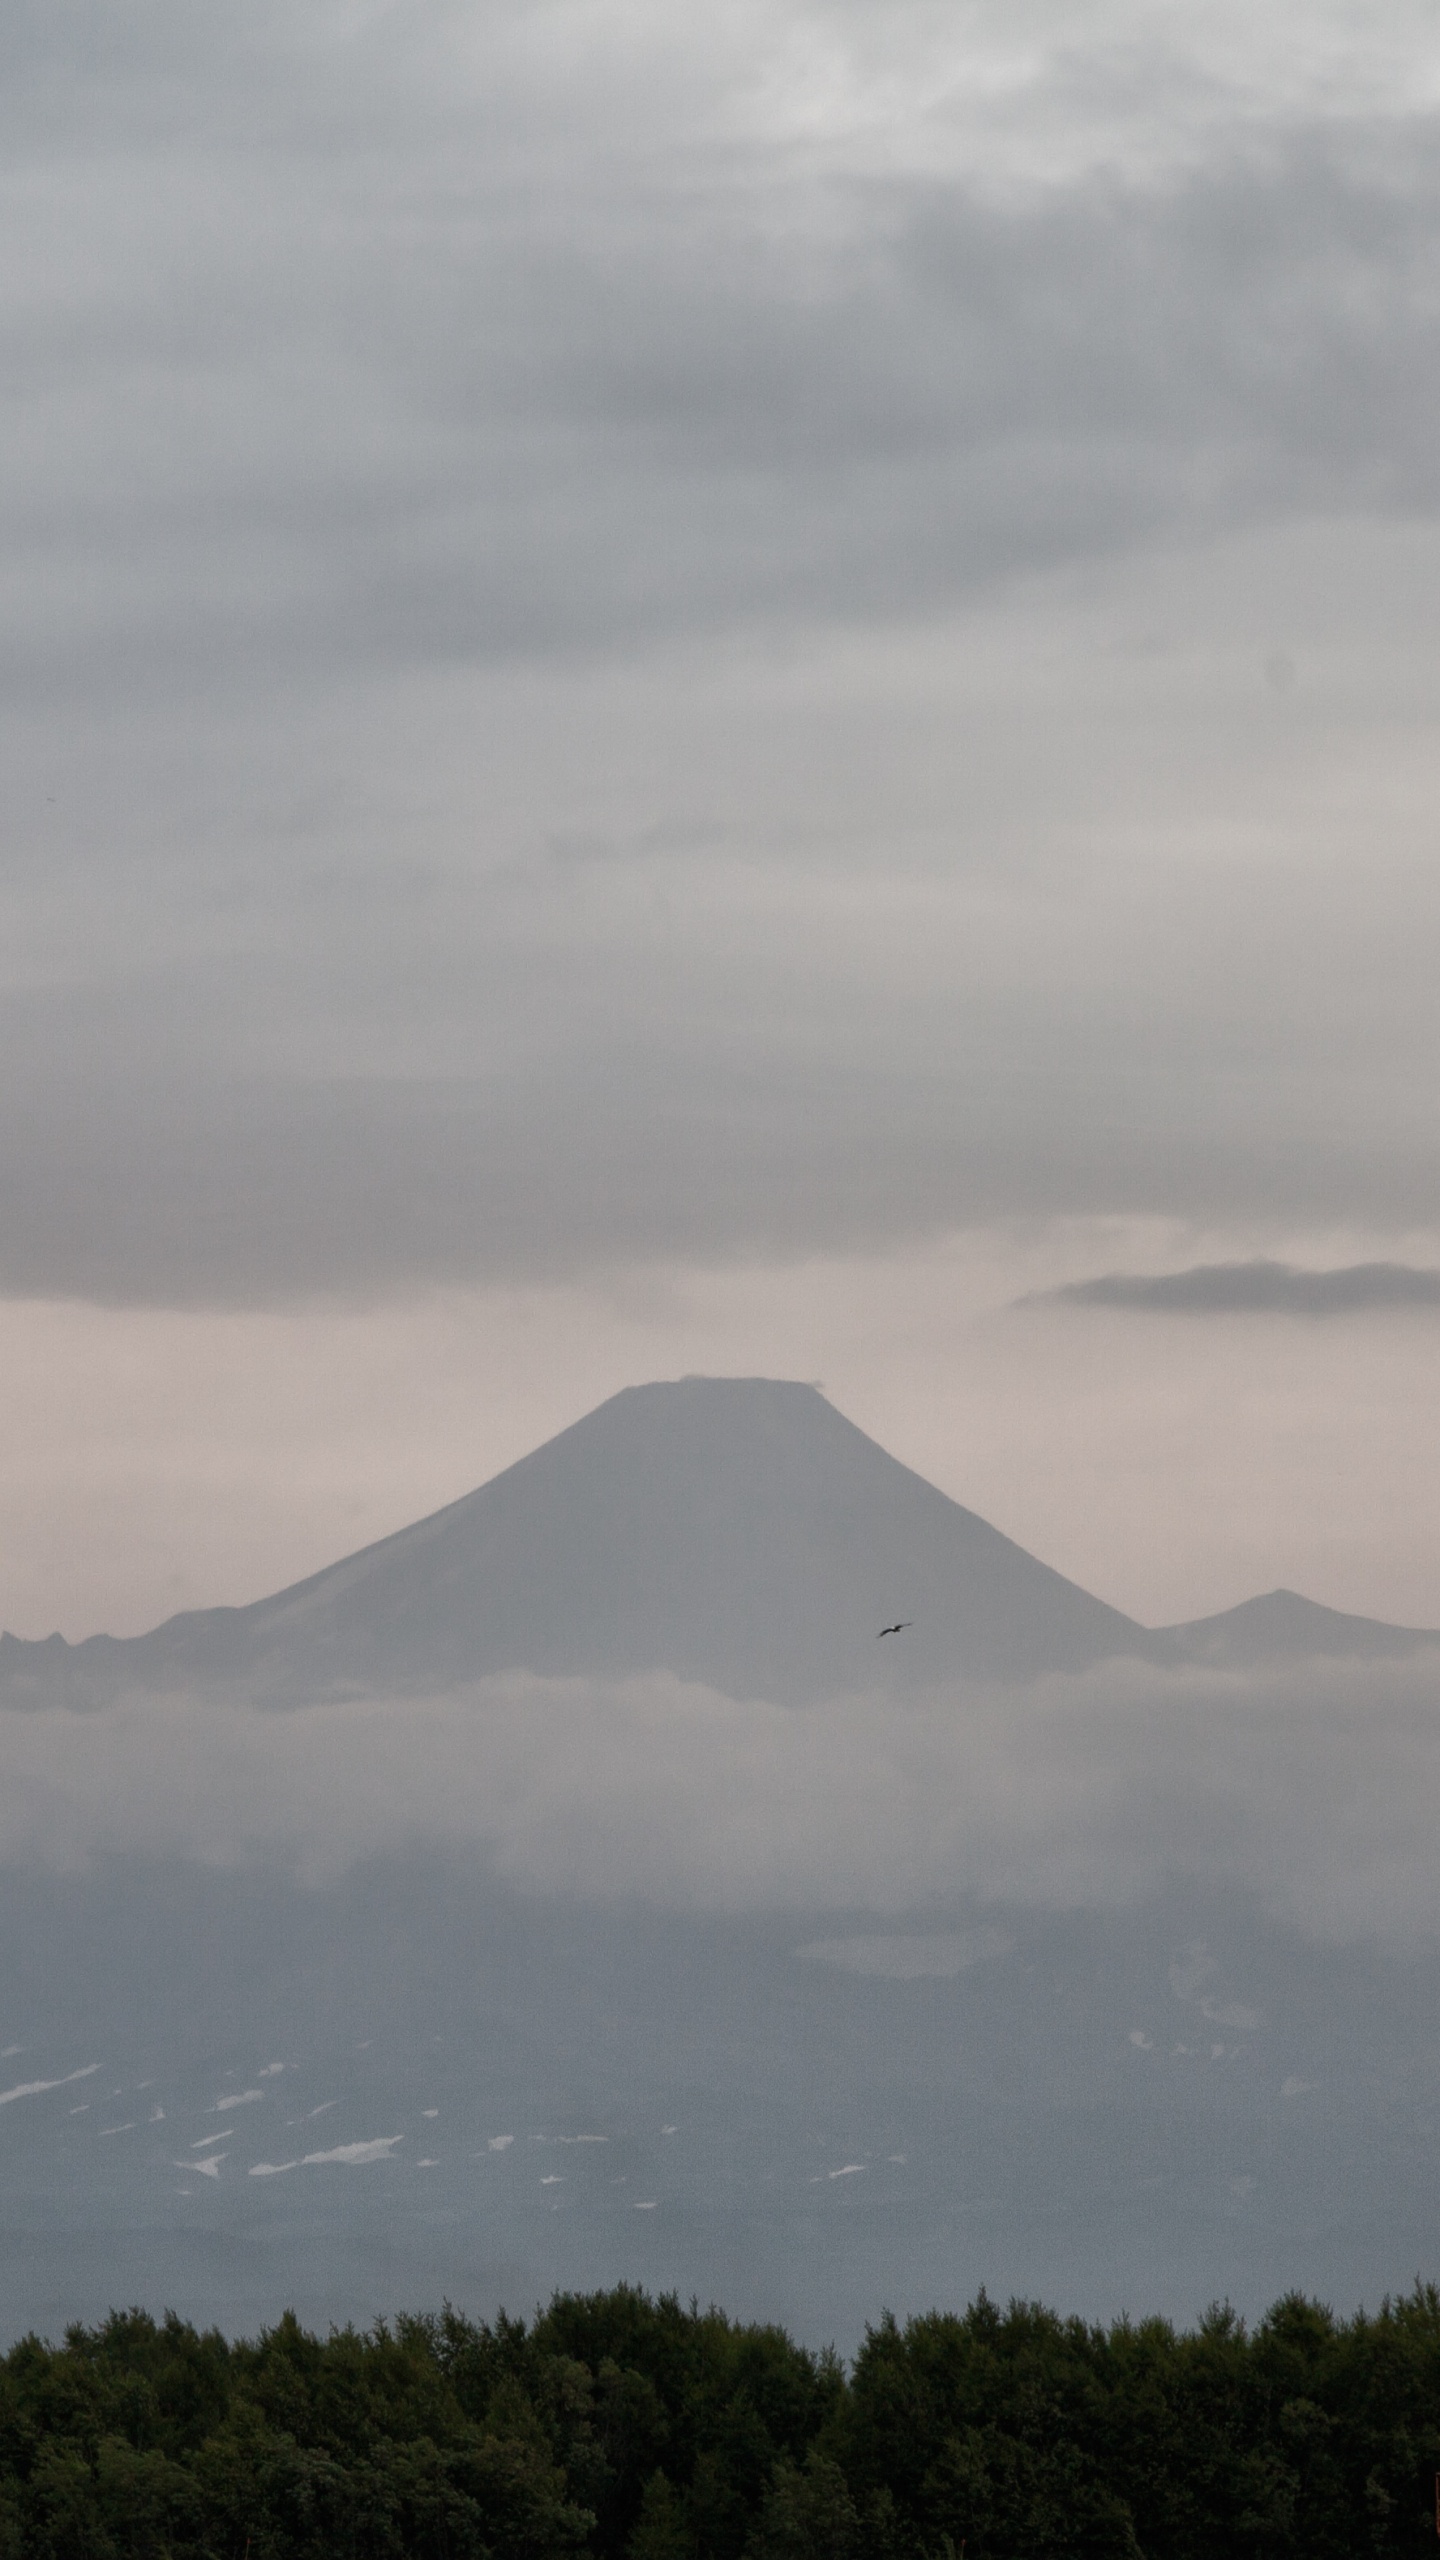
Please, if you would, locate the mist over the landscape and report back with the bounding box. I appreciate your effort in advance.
[6,0,1440,2428]
[3,1656,1440,1944]
[1,1372,1437,2356]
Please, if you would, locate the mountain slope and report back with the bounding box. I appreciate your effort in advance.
[4,1378,1436,1702]
[0,1378,1149,1700]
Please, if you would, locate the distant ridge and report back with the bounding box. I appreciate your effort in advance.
[1,1378,1436,1701]
[1159,1587,1440,1669]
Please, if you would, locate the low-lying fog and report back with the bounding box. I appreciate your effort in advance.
[4,1660,1438,1942]
[7,1663,1440,2348]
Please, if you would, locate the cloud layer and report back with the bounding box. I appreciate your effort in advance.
[4,2,1440,1303]
[6,4,1440,688]
[6,1662,1440,1942]
[1032,1262,1440,1316]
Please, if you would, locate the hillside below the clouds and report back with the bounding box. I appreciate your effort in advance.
[1,1377,1436,1702]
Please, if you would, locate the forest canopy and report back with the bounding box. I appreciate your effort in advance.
[4,2280,1440,2555]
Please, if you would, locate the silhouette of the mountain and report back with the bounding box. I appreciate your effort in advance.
[1161,1588,1440,1669]
[0,1378,1149,1701]
[2,1379,1434,1702]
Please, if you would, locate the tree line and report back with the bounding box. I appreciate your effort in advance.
[4,2279,1440,2555]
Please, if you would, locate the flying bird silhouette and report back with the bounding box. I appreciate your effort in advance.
[876,1621,911,1638]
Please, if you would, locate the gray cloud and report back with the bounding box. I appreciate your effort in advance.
[0,997,1432,1305]
[2,8,1439,693]
[5,3,1440,1302]
[1030,1261,1440,1316]
[5,1660,1440,1943]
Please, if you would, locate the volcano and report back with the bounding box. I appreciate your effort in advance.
[2,1377,1434,1701]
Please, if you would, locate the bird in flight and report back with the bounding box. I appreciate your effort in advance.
[876,1621,911,1638]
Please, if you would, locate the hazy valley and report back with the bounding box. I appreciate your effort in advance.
[3,1379,1439,2348]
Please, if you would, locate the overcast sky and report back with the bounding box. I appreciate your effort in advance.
[6,0,1440,1634]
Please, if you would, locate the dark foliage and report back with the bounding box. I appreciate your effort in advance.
[4,2281,1440,2554]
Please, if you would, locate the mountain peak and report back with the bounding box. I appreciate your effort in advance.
[1164,1585,1440,1668]
[6,1376,1145,1701]
[7,1380,1433,1702]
